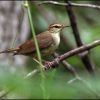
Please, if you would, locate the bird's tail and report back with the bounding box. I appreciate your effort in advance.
[0,48,19,54]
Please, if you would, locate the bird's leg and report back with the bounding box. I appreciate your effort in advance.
[44,55,60,70]
[32,58,57,70]
[44,61,54,70]
[32,58,51,69]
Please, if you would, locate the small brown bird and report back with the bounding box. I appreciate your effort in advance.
[0,23,69,59]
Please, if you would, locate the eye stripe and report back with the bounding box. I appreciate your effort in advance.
[49,24,62,29]
[54,26,60,28]
[51,25,61,28]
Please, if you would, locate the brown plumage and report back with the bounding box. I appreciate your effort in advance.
[16,31,54,56]
[0,23,69,58]
[0,31,54,58]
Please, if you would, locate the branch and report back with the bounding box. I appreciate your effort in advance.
[37,1,100,10]
[44,40,100,69]
[53,52,79,78]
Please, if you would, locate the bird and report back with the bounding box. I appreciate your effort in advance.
[0,23,69,60]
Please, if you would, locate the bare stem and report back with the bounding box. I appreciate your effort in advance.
[37,1,100,10]
[54,52,79,78]
[23,1,46,99]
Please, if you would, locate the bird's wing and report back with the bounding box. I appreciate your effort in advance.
[17,31,53,55]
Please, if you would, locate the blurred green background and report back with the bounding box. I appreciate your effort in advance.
[0,0,100,99]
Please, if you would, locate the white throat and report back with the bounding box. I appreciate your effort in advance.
[51,32,60,48]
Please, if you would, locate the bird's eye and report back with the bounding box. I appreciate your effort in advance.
[54,26,60,28]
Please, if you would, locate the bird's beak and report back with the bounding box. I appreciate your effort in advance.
[62,25,70,28]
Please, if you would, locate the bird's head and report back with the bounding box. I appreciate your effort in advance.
[48,23,69,33]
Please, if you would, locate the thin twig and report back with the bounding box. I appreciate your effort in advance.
[0,89,11,99]
[23,1,43,66]
[0,86,16,99]
[23,1,47,99]
[24,69,40,79]
[54,52,79,78]
[37,1,100,10]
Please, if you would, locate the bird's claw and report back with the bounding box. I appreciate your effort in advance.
[44,61,53,70]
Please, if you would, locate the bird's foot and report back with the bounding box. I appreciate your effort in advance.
[44,61,53,70]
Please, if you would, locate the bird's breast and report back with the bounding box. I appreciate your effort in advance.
[40,33,60,58]
[51,33,60,48]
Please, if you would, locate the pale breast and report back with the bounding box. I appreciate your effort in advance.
[40,33,60,58]
[51,33,60,48]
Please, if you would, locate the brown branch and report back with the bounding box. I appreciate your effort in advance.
[37,1,100,10]
[44,40,100,69]
[53,52,79,78]
[64,0,95,74]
